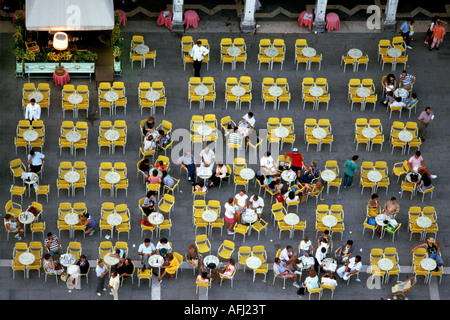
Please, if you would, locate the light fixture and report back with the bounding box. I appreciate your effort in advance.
[53,32,69,76]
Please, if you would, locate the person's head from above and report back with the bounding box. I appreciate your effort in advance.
[124,258,131,265]
[309,269,317,278]
[414,150,421,158]
[160,237,168,245]
[162,171,168,178]
[111,271,117,278]
[200,271,209,279]
[253,195,259,201]
[144,238,151,246]
[247,112,254,119]
[288,191,295,200]
[311,161,317,168]
[323,230,330,236]
[406,18,413,24]
[158,160,164,167]
[411,93,417,100]
[371,193,379,200]
[402,70,409,76]
[355,255,362,262]
[227,197,234,205]
[47,232,53,240]
[346,240,354,247]
[390,196,397,204]
[274,257,281,264]
[152,169,158,176]
[387,74,395,81]
[203,146,210,153]
[302,236,309,243]
[166,253,174,261]
[352,155,359,162]
[321,247,327,254]
[315,181,323,190]
[427,237,436,245]
[29,150,35,156]
[425,107,431,115]
[239,189,246,196]
[292,148,299,154]
[80,254,87,262]
[44,253,51,260]
[285,245,293,253]
[395,96,402,103]
[217,162,224,168]
[4,214,12,221]
[189,244,197,253]
[30,98,36,105]
[184,150,191,157]
[158,129,165,136]
[114,248,121,255]
[98,259,104,267]
[268,181,276,189]
[196,40,202,47]
[146,134,153,141]
[142,158,150,165]
[146,190,155,199]
[228,258,236,266]
[265,151,271,157]
[147,116,154,124]
[197,180,205,188]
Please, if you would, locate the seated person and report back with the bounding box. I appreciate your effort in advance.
[279,245,298,271]
[234,189,248,224]
[142,191,157,217]
[197,271,214,283]
[208,163,227,188]
[367,193,381,217]
[43,253,64,276]
[76,255,90,275]
[388,96,406,111]
[142,134,156,152]
[305,181,324,196]
[237,112,255,144]
[193,180,207,193]
[108,248,126,271]
[155,129,171,150]
[405,92,418,109]
[383,197,399,219]
[4,214,24,240]
[162,171,175,189]
[147,169,162,184]
[116,258,134,281]
[260,152,278,176]
[187,244,205,273]
[249,195,264,220]
[299,161,320,185]
[337,256,362,281]
[156,238,172,262]
[273,258,301,288]
[158,253,179,281]
[382,74,396,103]
[138,158,152,180]
[321,273,338,288]
[416,173,433,193]
[142,116,156,136]
[408,151,437,179]
[265,180,283,193]
[303,269,320,290]
[154,160,166,172]
[212,258,236,284]
[334,240,354,265]
[299,237,314,257]
[284,191,299,205]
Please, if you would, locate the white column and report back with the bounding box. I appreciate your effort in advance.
[312,0,327,33]
[171,0,184,32]
[240,0,256,33]
[383,0,399,32]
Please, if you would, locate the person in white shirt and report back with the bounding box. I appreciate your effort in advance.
[27,150,45,173]
[337,255,362,281]
[200,146,215,168]
[299,237,314,257]
[108,271,120,300]
[234,189,248,224]
[279,245,298,271]
[96,259,109,296]
[237,112,256,144]
[224,198,236,235]
[138,238,156,267]
[303,269,320,290]
[25,98,41,123]
[249,195,264,220]
[189,40,209,77]
[314,246,327,274]
[260,152,277,176]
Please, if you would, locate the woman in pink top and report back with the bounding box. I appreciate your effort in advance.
[430,21,446,50]
[213,258,236,284]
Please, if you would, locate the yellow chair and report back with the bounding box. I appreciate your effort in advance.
[217,240,235,261]
[356,55,369,71]
[381,54,395,71]
[400,181,415,200]
[137,268,152,287]
[272,39,286,70]
[10,159,26,184]
[362,217,377,239]
[10,185,26,205]
[237,246,251,271]
[195,234,211,255]
[341,56,356,72]
[392,160,408,183]
[377,39,390,61]
[233,224,249,243]
[158,218,173,237]
[310,53,323,70]
[392,276,417,299]
[5,200,22,218]
[307,284,323,300]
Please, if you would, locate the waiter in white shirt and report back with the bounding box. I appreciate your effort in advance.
[28,149,45,173]
[189,40,209,77]
[25,98,41,124]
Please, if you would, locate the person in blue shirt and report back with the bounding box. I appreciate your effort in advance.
[400,19,414,49]
[162,170,175,189]
[80,212,96,236]
[343,155,359,188]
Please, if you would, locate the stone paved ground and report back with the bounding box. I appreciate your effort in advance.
[0,17,449,304]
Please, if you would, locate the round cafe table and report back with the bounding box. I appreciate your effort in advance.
[377,258,394,271]
[107,213,123,227]
[104,253,120,267]
[149,212,164,237]
[23,130,39,143]
[68,93,83,117]
[320,169,337,182]
[281,170,296,184]
[356,87,371,98]
[239,168,255,181]
[347,48,363,59]
[105,172,121,185]
[298,11,313,30]
[264,47,279,58]
[322,258,337,272]
[386,48,402,58]
[227,47,242,70]
[64,212,80,238]
[66,131,81,155]
[22,172,39,197]
[326,12,340,31]
[302,47,316,58]
[18,211,35,237]
[194,85,209,109]
[397,130,413,143]
[405,172,422,184]
[204,255,219,275]
[157,10,173,30]
[274,126,289,139]
[312,127,327,140]
[60,253,76,267]
[394,88,409,99]
[375,213,390,239]
[367,170,382,183]
[149,254,165,277]
[28,91,43,103]
[64,171,80,197]
[241,209,258,235]
[246,256,263,282]
[420,258,437,272]
[197,124,213,137]
[309,86,324,101]
[145,90,161,102]
[196,167,212,180]
[134,44,149,56]
[415,216,432,229]
[362,127,377,139]
[104,130,120,154]
[53,69,70,87]
[322,215,338,228]
[284,213,300,238]
[296,256,315,270]
[268,86,283,99]
[230,86,245,98]
[202,209,218,235]
[19,252,35,278]
[103,91,119,103]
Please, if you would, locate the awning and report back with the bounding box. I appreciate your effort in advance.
[25,0,115,31]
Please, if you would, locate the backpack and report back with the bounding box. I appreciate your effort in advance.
[276,194,284,205]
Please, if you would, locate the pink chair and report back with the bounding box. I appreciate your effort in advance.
[184,10,200,29]
[298,11,313,30]
[115,9,127,27]
[326,12,340,31]
[157,10,173,30]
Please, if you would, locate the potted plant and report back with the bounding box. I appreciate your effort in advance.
[73,51,86,63]
[23,50,36,62]
[84,50,98,62]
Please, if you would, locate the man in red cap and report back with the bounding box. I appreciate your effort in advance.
[285,148,306,179]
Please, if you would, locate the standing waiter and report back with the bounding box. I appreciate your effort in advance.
[189,40,209,77]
